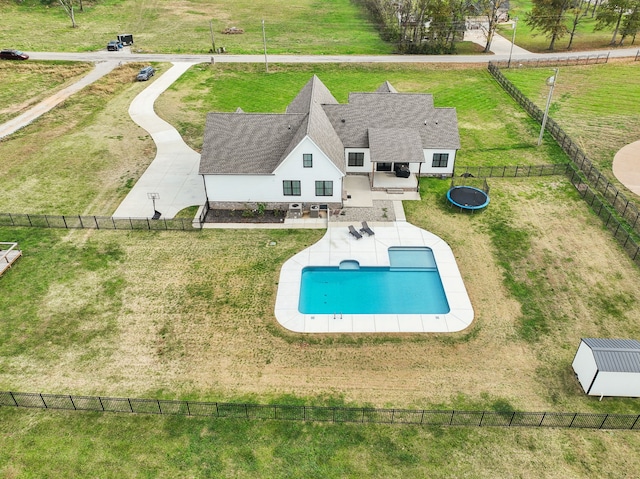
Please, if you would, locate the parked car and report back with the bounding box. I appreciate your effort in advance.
[136,66,155,81]
[0,49,29,60]
[107,41,121,51]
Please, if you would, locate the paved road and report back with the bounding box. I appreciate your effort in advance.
[26,46,639,65]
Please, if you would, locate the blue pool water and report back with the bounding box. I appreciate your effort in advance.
[298,247,450,314]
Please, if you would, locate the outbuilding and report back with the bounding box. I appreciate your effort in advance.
[572,338,640,397]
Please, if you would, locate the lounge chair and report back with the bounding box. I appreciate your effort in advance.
[348,225,362,240]
[360,221,374,236]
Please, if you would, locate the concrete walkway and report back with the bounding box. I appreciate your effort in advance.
[613,140,640,196]
[0,61,119,139]
[464,26,533,57]
[112,62,206,219]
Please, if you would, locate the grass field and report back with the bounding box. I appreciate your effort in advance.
[499,0,626,52]
[2,61,640,476]
[0,0,392,55]
[502,61,640,174]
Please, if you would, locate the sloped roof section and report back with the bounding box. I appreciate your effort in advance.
[286,75,339,114]
[375,81,398,93]
[368,128,424,164]
[323,93,459,150]
[199,113,305,174]
[582,338,640,373]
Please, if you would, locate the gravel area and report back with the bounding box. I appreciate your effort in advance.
[328,200,397,223]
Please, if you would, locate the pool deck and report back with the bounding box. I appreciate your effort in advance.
[274,222,474,333]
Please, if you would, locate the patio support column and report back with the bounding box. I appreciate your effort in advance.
[417,162,422,192]
[370,162,375,190]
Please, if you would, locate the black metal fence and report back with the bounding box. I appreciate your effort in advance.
[0,213,201,231]
[454,163,570,178]
[488,62,640,256]
[1,391,639,430]
[491,53,609,69]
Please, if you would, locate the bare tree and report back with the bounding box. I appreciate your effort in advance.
[567,0,586,48]
[478,0,509,53]
[59,0,77,28]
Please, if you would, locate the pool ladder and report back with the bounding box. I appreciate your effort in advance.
[333,313,343,319]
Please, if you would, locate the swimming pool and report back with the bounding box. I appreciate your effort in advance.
[299,247,450,314]
[274,222,474,333]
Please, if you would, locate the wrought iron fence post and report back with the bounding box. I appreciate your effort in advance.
[128,398,133,412]
[157,399,162,414]
[70,395,76,410]
[9,391,18,406]
[569,413,578,427]
[98,396,104,411]
[599,414,608,429]
[40,393,47,408]
[186,401,191,416]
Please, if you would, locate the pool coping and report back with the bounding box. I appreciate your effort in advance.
[274,222,474,333]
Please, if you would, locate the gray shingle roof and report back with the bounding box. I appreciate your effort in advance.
[582,338,640,373]
[200,76,459,176]
[322,94,460,150]
[199,113,305,174]
[375,81,398,93]
[368,128,424,164]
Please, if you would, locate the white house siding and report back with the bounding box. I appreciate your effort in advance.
[421,148,457,176]
[205,136,343,205]
[589,372,640,397]
[344,148,372,174]
[572,342,599,393]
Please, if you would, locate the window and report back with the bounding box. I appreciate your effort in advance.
[303,154,313,168]
[315,181,333,196]
[376,162,392,172]
[432,153,449,168]
[283,180,301,196]
[348,152,364,167]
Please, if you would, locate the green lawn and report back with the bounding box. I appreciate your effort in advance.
[2,61,640,477]
[0,0,392,55]
[502,62,640,173]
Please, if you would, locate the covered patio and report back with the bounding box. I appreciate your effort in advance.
[368,128,425,191]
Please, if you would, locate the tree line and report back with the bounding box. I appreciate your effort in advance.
[527,0,639,50]
[356,0,639,52]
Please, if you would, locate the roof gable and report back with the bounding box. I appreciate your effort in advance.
[199,113,305,175]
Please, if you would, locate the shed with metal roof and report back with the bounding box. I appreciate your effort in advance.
[572,338,640,397]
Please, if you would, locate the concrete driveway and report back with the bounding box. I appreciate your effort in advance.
[112,62,206,219]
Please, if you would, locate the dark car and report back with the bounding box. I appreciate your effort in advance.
[0,49,29,60]
[107,41,121,51]
[136,66,155,81]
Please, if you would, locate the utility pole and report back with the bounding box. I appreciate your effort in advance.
[538,69,559,146]
[507,17,518,68]
[209,20,216,53]
[262,19,269,73]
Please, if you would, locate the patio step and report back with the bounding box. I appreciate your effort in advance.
[386,188,405,194]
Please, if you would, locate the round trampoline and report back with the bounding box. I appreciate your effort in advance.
[447,186,490,211]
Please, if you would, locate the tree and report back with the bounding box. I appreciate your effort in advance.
[477,0,510,53]
[595,0,630,44]
[59,0,77,28]
[526,0,571,50]
[620,0,640,44]
[567,0,586,49]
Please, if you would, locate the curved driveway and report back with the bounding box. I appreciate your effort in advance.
[112,62,206,219]
[0,61,119,139]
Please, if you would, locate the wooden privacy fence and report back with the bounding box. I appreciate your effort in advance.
[0,213,200,231]
[2,391,640,430]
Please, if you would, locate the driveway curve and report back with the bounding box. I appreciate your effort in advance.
[112,62,206,219]
[0,61,119,139]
